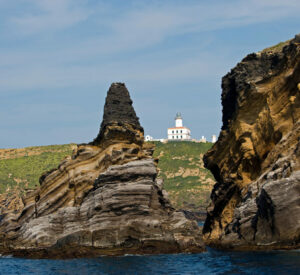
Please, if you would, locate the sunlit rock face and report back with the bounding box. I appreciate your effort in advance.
[0,83,204,258]
[203,35,300,250]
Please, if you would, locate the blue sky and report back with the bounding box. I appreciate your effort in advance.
[1,0,299,148]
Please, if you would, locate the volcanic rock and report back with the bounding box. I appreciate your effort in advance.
[203,35,300,250]
[92,83,144,147]
[0,83,204,258]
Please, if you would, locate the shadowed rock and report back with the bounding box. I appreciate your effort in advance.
[92,83,144,147]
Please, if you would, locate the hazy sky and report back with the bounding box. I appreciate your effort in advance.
[1,0,299,148]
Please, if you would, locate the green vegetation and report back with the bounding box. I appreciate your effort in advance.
[261,39,291,54]
[0,144,74,193]
[0,141,215,211]
[151,141,215,211]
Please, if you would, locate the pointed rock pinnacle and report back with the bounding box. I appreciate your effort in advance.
[92,83,144,146]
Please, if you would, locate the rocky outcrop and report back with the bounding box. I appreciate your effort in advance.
[0,83,204,258]
[203,35,300,250]
[92,83,144,147]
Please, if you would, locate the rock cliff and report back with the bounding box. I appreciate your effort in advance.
[0,83,204,258]
[203,35,300,250]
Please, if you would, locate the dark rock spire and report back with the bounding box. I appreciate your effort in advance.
[92,83,144,146]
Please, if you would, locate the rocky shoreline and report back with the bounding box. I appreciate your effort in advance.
[1,35,299,258]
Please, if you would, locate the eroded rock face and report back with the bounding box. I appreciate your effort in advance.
[92,82,144,147]
[203,35,300,250]
[0,83,204,258]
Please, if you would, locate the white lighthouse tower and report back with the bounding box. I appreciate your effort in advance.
[167,112,191,140]
[175,112,183,127]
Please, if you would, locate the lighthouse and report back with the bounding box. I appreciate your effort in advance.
[167,112,191,140]
[175,112,183,127]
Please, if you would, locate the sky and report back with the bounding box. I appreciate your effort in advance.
[0,0,300,148]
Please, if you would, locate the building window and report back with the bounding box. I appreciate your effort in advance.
[172,136,174,139]
[176,130,178,133]
[181,136,182,139]
[176,136,178,139]
[172,130,174,134]
[180,130,182,133]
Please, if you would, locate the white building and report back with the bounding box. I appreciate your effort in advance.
[212,135,217,143]
[145,135,153,141]
[167,113,191,140]
[199,136,207,143]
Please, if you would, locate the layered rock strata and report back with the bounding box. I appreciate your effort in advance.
[0,83,204,258]
[203,35,300,250]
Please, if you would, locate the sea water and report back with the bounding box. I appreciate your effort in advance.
[0,249,299,275]
[1,223,299,274]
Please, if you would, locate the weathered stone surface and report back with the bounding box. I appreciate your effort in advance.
[0,83,204,258]
[203,35,300,250]
[92,82,144,147]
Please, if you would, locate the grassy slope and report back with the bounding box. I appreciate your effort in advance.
[0,144,74,193]
[152,141,215,211]
[0,141,215,210]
